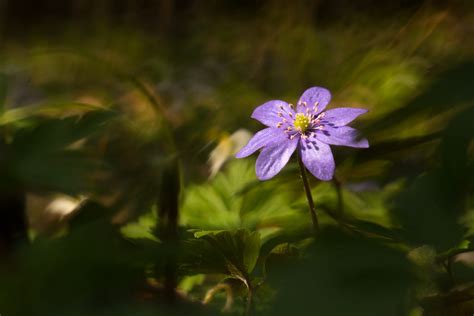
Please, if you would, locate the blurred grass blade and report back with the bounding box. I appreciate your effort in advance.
[0,73,7,113]
[0,102,108,125]
[367,60,474,133]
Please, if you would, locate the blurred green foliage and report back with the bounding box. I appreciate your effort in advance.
[0,1,473,315]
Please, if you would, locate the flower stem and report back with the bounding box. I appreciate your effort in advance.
[297,153,320,234]
[245,285,254,316]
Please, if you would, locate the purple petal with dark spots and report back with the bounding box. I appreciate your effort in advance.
[251,100,293,127]
[297,87,331,114]
[236,127,282,158]
[315,126,369,148]
[255,134,298,180]
[322,107,368,126]
[300,138,335,181]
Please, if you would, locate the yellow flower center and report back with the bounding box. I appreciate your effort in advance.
[294,113,310,132]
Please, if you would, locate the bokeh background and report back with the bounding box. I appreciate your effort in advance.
[0,1,473,315]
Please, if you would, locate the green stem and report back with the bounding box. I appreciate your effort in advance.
[297,153,320,235]
[245,282,254,316]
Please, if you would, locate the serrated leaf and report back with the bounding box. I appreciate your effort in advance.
[182,229,261,282]
[181,160,306,238]
[201,230,261,278]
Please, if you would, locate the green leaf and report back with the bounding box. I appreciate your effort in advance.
[178,274,205,293]
[182,229,261,283]
[201,229,261,278]
[121,209,159,242]
[181,160,306,239]
[242,230,261,274]
[193,230,225,238]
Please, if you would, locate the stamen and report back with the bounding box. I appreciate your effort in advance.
[293,113,311,133]
[277,112,283,117]
[277,122,282,128]
[278,104,295,119]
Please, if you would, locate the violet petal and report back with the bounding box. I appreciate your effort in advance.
[322,107,368,126]
[236,127,281,158]
[315,126,369,148]
[297,87,331,114]
[251,100,293,127]
[255,135,298,180]
[300,138,335,181]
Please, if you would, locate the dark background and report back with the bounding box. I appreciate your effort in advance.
[0,1,473,315]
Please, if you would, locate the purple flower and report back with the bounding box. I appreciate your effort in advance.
[236,87,369,181]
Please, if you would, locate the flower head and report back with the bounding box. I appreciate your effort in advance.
[236,87,369,181]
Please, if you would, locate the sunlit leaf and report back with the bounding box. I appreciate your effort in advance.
[182,229,261,283]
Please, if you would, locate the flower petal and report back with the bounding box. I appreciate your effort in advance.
[300,138,335,181]
[255,134,298,180]
[315,126,369,148]
[322,107,368,126]
[297,87,331,114]
[236,127,281,158]
[251,100,294,127]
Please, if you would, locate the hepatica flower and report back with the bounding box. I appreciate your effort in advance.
[236,87,369,181]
